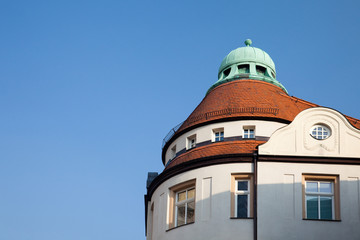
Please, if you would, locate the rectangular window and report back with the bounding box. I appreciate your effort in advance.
[170,145,176,159]
[231,174,253,218]
[187,134,196,150]
[213,128,224,142]
[243,126,255,139]
[302,174,340,220]
[169,180,196,229]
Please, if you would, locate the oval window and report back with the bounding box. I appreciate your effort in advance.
[310,125,331,140]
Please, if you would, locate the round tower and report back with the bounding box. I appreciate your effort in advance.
[145,40,360,240]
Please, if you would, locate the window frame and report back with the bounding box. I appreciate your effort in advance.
[186,134,196,150]
[231,174,253,218]
[170,145,176,160]
[243,126,255,139]
[302,174,340,221]
[309,124,331,140]
[213,128,224,142]
[168,179,196,229]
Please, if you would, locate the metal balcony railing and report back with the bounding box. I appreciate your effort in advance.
[162,107,279,149]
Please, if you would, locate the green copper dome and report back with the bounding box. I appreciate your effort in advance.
[207,39,287,94]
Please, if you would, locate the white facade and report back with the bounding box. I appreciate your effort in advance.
[148,163,254,240]
[257,162,360,240]
[147,162,360,240]
[165,120,286,164]
[146,106,360,239]
[146,42,360,240]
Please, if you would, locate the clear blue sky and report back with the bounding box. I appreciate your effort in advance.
[0,0,359,239]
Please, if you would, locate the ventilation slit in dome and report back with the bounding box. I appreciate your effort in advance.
[238,64,249,74]
[256,66,266,76]
[223,68,231,78]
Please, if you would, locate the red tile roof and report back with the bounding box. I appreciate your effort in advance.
[177,79,360,132]
[165,140,265,169]
[162,79,360,167]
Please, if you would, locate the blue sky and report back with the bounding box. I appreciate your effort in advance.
[0,0,359,239]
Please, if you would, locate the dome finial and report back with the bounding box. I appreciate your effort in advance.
[244,39,252,46]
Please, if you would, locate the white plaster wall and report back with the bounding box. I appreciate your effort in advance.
[259,107,360,158]
[165,120,286,164]
[148,163,254,240]
[257,162,360,240]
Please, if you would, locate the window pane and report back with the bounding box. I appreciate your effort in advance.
[320,197,333,220]
[306,182,318,192]
[237,195,248,218]
[187,201,195,224]
[187,188,195,199]
[320,182,332,193]
[177,205,185,226]
[178,191,186,202]
[306,196,319,219]
[237,181,248,191]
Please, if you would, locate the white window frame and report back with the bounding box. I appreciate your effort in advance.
[302,174,340,221]
[213,128,224,142]
[168,180,196,229]
[243,126,255,139]
[231,174,253,218]
[174,187,195,227]
[305,180,335,220]
[235,179,250,218]
[187,134,196,150]
[309,124,331,140]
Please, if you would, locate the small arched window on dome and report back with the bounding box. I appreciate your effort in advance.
[256,65,266,77]
[237,64,249,74]
[223,68,231,78]
[271,71,276,79]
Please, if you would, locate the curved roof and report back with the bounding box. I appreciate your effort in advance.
[166,140,265,169]
[162,79,360,164]
[178,79,317,132]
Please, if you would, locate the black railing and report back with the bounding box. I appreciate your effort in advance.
[162,121,184,148]
[186,107,279,124]
[162,107,279,149]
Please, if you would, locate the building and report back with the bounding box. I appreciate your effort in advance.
[144,39,360,240]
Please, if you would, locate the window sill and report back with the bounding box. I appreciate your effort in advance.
[230,217,254,219]
[166,222,195,232]
[302,218,341,222]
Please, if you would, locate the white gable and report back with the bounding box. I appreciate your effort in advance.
[259,107,360,158]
